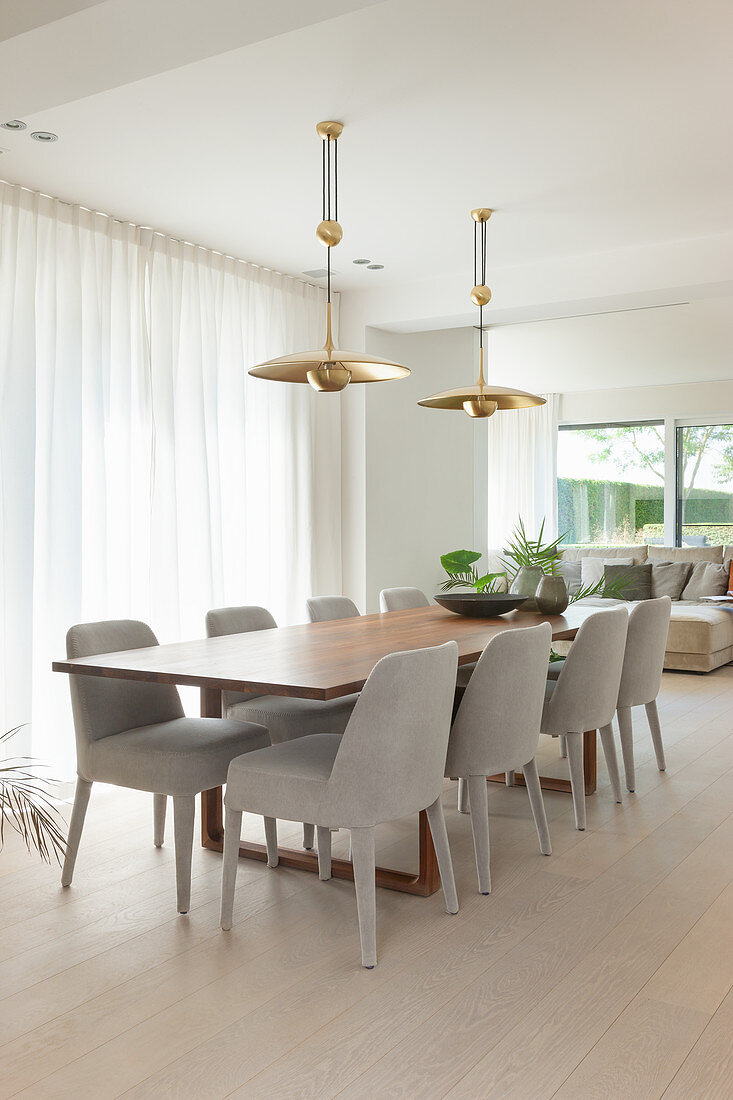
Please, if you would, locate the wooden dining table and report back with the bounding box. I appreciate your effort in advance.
[53,603,598,898]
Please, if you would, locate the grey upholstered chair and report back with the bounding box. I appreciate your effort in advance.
[541,606,628,830]
[446,624,552,893]
[62,620,269,913]
[206,605,358,850]
[306,595,360,623]
[616,596,672,791]
[379,587,430,613]
[221,641,460,968]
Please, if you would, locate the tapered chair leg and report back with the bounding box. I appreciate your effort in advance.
[505,770,516,786]
[559,734,567,759]
[565,733,586,831]
[646,699,666,772]
[457,777,470,814]
[61,777,93,887]
[523,757,552,855]
[220,806,242,930]
[600,723,623,804]
[172,796,196,914]
[425,796,459,913]
[617,705,635,791]
[302,822,315,849]
[316,825,332,880]
[350,827,377,968]
[467,774,492,894]
[264,816,278,868]
[153,793,167,847]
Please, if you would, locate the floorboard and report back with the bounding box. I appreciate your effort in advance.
[1,665,731,1099]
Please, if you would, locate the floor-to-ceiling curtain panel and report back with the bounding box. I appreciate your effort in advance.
[0,182,341,770]
[486,394,558,556]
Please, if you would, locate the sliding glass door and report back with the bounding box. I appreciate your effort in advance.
[675,423,733,548]
[557,421,664,546]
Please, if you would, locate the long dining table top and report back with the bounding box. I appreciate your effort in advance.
[52,603,596,701]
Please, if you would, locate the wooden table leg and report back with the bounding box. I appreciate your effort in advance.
[487,729,597,796]
[199,687,441,897]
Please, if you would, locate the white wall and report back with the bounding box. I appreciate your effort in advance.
[487,296,733,396]
[343,326,478,612]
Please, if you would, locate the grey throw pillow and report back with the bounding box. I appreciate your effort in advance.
[651,561,693,600]
[680,561,729,600]
[604,562,652,601]
[557,560,582,597]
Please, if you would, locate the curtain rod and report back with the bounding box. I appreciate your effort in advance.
[0,177,329,294]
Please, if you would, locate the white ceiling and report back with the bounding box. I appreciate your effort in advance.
[1,0,732,300]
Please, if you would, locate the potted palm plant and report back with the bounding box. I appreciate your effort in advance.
[1,727,67,864]
[501,518,567,611]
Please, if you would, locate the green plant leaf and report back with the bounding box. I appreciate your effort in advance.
[475,571,507,593]
[441,549,482,575]
[1,726,67,865]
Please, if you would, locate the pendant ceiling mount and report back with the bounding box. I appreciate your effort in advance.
[249,121,410,392]
[418,209,544,417]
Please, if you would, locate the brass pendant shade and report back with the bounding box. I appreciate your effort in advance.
[249,121,410,391]
[418,209,544,418]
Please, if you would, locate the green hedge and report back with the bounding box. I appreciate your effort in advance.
[559,477,733,544]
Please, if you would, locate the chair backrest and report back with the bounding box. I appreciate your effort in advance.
[205,605,277,705]
[379,587,430,613]
[617,596,672,707]
[327,641,458,826]
[306,595,360,623]
[205,605,277,637]
[542,606,628,735]
[446,623,552,777]
[66,621,183,761]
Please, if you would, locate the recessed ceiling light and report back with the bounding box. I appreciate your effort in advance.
[302,267,336,279]
[2,120,27,131]
[367,264,384,270]
[30,130,58,143]
[353,258,370,265]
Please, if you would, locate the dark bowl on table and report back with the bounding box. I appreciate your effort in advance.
[434,593,528,618]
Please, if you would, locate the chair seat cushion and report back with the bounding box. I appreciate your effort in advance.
[88,717,269,796]
[225,733,342,824]
[227,693,358,743]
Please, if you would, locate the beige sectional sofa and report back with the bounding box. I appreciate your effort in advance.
[559,544,733,673]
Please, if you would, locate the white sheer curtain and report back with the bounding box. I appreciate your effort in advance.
[486,394,558,553]
[0,182,341,770]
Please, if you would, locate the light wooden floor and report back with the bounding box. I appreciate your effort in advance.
[2,666,733,1099]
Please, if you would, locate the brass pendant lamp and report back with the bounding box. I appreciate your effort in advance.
[249,121,410,392]
[418,209,544,417]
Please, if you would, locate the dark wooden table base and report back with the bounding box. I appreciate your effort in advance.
[487,729,598,796]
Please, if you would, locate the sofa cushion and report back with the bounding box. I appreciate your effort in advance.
[667,604,733,655]
[604,562,652,601]
[648,545,723,564]
[680,561,729,600]
[651,561,693,600]
[561,545,647,564]
[581,556,633,587]
[557,560,582,596]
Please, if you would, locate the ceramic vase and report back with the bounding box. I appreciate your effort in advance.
[536,574,569,615]
[512,565,543,611]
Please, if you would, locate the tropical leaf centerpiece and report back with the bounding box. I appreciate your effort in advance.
[439,549,508,594]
